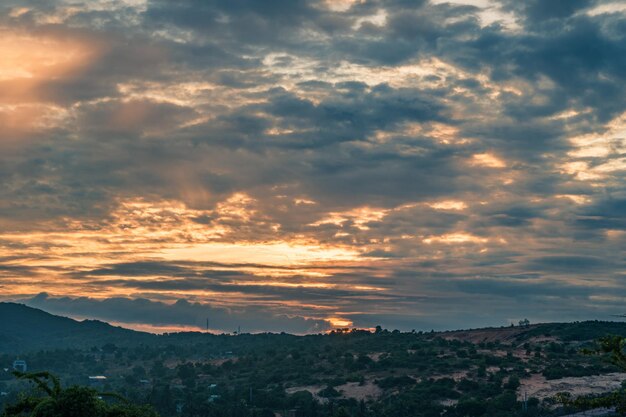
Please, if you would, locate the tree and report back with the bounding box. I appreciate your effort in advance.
[503,375,520,391]
[333,407,350,417]
[454,398,486,417]
[102,343,118,355]
[2,371,160,417]
[148,384,175,416]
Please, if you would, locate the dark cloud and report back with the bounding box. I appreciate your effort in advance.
[576,198,626,230]
[22,293,330,334]
[527,256,607,273]
[0,0,624,331]
[502,0,594,23]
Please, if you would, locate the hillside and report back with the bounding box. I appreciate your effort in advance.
[0,302,155,353]
[4,302,626,354]
[3,304,626,416]
[440,321,626,345]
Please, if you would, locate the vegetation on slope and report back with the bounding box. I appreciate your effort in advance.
[2,371,158,417]
[4,303,626,416]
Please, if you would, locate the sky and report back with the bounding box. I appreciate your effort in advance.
[0,0,625,334]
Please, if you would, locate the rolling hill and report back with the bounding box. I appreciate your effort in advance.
[0,302,155,353]
[4,301,626,355]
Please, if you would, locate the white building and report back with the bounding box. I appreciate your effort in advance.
[12,360,27,373]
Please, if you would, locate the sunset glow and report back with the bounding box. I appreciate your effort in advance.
[1,0,625,334]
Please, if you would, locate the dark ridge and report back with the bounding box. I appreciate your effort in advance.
[4,302,626,355]
[0,302,155,353]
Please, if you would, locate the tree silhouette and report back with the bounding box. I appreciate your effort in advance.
[2,371,159,417]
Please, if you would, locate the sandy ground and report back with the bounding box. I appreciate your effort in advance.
[335,381,383,400]
[285,385,323,395]
[440,399,459,407]
[518,372,626,400]
[286,381,383,402]
[430,371,468,382]
[440,325,539,344]
[441,325,562,345]
[285,385,327,403]
[560,408,615,417]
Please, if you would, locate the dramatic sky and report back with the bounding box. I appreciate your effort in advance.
[1,0,625,334]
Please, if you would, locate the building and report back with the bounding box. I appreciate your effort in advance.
[88,376,107,387]
[12,360,27,373]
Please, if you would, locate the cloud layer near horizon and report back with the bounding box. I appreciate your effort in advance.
[1,0,625,333]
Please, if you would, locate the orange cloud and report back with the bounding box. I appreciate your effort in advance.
[0,30,97,101]
[471,153,506,168]
[423,232,488,244]
[0,197,367,301]
[0,30,101,149]
[327,317,354,327]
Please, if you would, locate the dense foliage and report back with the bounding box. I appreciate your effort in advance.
[2,372,158,417]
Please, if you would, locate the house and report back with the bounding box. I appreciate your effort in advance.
[12,360,27,373]
[88,376,107,386]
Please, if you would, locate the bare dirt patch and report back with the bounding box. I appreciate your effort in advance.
[441,325,538,344]
[430,371,467,382]
[518,372,626,400]
[285,385,327,403]
[286,381,383,402]
[440,399,459,407]
[336,381,383,401]
[440,325,563,347]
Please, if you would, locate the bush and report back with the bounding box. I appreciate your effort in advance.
[3,372,159,417]
[376,375,416,389]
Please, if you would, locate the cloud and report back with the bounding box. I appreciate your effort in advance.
[527,255,607,272]
[22,292,331,334]
[0,0,624,331]
[501,0,594,23]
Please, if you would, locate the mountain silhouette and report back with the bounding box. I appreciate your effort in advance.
[0,302,154,353]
